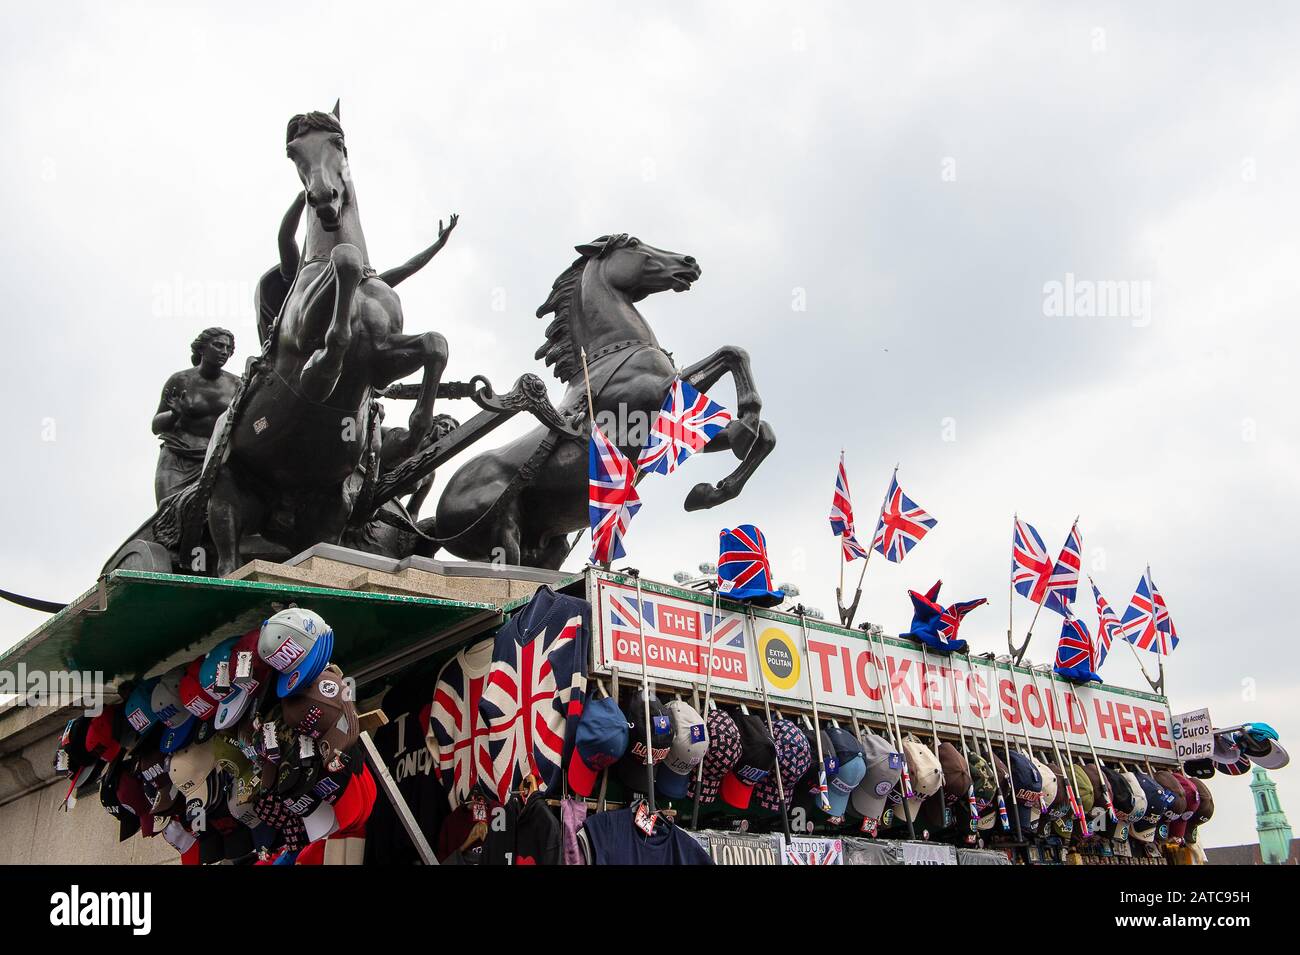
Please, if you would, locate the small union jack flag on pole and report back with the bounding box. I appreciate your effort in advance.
[1090,578,1122,670]
[1120,568,1178,655]
[871,470,938,563]
[588,423,641,564]
[1043,521,1083,616]
[1011,517,1068,615]
[636,378,733,476]
[829,452,870,561]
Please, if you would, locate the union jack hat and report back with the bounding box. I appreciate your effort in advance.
[717,524,784,606]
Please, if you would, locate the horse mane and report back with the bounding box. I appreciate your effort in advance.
[286,111,346,153]
[534,234,633,384]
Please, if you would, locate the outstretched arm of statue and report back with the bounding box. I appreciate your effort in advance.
[278,192,307,281]
[378,213,458,288]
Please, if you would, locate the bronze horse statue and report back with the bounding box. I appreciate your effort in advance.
[431,234,776,568]
[206,104,450,576]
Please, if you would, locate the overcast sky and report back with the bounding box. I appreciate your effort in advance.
[1,2,1296,849]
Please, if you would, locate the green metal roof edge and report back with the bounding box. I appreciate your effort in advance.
[0,569,501,671]
[591,569,1169,706]
[107,569,499,611]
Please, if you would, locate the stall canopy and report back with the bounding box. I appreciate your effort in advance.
[0,570,502,684]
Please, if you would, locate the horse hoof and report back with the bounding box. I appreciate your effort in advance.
[685,482,730,511]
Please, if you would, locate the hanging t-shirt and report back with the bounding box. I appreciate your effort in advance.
[580,809,714,865]
[482,794,563,865]
[364,708,450,865]
[479,586,591,803]
[427,638,494,809]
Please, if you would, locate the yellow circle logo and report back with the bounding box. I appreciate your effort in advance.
[758,628,801,690]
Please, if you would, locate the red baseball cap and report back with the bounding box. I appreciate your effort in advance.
[180,657,219,721]
[83,705,123,763]
[330,765,376,839]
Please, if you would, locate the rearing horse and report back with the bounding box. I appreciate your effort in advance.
[432,234,776,568]
[207,105,449,576]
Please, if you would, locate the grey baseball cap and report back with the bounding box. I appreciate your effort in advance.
[849,732,904,823]
[655,700,708,798]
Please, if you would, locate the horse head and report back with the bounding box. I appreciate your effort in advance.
[575,234,701,302]
[286,101,349,233]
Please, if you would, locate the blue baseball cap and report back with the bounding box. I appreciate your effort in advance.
[124,677,161,736]
[152,668,197,754]
[1007,750,1043,833]
[824,726,867,817]
[567,697,629,797]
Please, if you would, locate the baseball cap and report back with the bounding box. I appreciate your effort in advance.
[1190,777,1214,826]
[567,696,629,797]
[1153,770,1186,819]
[1103,766,1136,838]
[752,718,812,812]
[116,763,157,838]
[613,692,673,796]
[1007,750,1043,833]
[168,737,216,818]
[83,705,124,765]
[687,708,742,805]
[920,741,973,835]
[1168,772,1200,843]
[198,635,240,700]
[821,726,867,818]
[899,735,944,822]
[1032,756,1059,824]
[978,751,1012,832]
[180,656,220,721]
[656,700,708,799]
[720,713,777,809]
[849,733,904,825]
[1122,771,1147,822]
[258,608,335,698]
[281,664,358,762]
[98,752,138,841]
[150,669,196,754]
[124,677,161,736]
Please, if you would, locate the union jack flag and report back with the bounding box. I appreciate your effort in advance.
[1090,579,1122,670]
[1151,575,1179,654]
[1044,522,1083,615]
[636,378,733,476]
[427,642,492,809]
[479,612,586,804]
[871,471,937,563]
[1011,517,1068,614]
[828,452,870,561]
[1053,615,1097,676]
[589,423,641,564]
[1120,568,1177,655]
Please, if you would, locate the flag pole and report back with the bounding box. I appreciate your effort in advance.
[864,624,917,839]
[1007,515,1018,659]
[1028,665,1086,828]
[959,653,1012,832]
[949,655,979,842]
[795,607,834,815]
[630,568,656,812]
[839,464,894,629]
[978,653,1025,842]
[749,608,791,842]
[689,582,720,830]
[1065,677,1117,825]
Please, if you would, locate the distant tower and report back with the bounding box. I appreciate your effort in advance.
[1250,767,1293,865]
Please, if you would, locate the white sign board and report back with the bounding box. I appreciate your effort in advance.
[783,837,844,865]
[590,571,1177,763]
[1171,707,1214,764]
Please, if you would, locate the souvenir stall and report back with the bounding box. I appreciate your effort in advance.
[27,534,1264,866]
